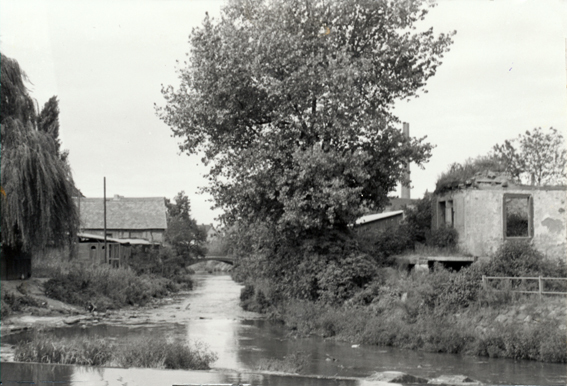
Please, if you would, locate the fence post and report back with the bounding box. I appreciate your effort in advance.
[538,276,543,297]
[482,275,487,290]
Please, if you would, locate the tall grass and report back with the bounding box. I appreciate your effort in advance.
[279,298,566,363]
[43,262,177,311]
[255,351,311,374]
[14,332,218,370]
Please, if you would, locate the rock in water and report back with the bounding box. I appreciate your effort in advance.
[365,371,429,384]
[428,374,482,385]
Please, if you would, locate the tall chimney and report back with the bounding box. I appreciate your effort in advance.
[401,122,411,199]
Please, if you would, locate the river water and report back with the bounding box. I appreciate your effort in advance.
[1,274,566,385]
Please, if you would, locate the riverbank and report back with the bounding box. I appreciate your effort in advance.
[276,295,566,363]
[0,275,191,344]
[3,274,566,385]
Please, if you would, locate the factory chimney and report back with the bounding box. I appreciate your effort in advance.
[401,122,411,199]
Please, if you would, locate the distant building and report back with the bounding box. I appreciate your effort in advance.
[76,195,168,244]
[201,224,218,243]
[355,210,405,233]
[384,197,418,212]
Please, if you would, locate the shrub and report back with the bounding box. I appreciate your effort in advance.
[404,194,433,243]
[357,225,414,266]
[316,254,378,304]
[44,264,176,310]
[240,284,255,303]
[427,226,458,248]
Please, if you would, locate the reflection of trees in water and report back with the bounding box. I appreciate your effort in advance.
[1,362,74,384]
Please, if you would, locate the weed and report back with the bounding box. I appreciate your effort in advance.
[255,351,311,374]
[14,332,218,370]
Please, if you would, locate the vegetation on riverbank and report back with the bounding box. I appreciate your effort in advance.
[27,247,195,313]
[255,351,311,374]
[14,332,217,370]
[238,241,567,364]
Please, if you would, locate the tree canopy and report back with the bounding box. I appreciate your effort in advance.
[37,96,64,159]
[493,127,566,186]
[1,53,79,252]
[159,0,453,236]
[165,191,207,259]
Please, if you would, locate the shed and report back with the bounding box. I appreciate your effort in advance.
[76,195,167,244]
[355,210,405,232]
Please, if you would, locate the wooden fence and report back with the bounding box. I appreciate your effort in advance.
[482,275,567,296]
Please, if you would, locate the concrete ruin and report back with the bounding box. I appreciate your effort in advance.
[432,173,566,261]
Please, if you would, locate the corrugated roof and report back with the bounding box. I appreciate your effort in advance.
[76,197,167,230]
[77,232,155,245]
[355,210,404,225]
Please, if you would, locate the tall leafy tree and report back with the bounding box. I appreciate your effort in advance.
[158,0,453,300]
[493,127,566,186]
[165,191,207,259]
[1,53,79,254]
[159,0,452,234]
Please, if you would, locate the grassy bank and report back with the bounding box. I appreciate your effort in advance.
[14,331,217,370]
[27,247,195,313]
[277,297,566,363]
[239,241,567,364]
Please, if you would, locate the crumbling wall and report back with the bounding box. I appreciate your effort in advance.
[531,189,566,260]
[461,188,566,260]
[462,190,503,257]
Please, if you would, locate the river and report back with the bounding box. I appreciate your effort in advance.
[1,274,566,385]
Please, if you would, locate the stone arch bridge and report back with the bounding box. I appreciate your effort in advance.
[186,256,235,266]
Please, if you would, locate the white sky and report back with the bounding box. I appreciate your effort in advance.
[1,0,566,225]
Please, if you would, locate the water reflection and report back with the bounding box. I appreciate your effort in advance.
[0,362,358,386]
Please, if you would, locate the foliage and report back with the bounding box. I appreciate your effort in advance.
[1,290,46,318]
[1,53,79,253]
[15,333,114,366]
[316,254,378,304]
[159,0,452,240]
[356,224,414,266]
[426,226,458,248]
[165,191,207,260]
[255,351,311,374]
[115,337,217,370]
[486,240,565,278]
[435,155,508,194]
[14,332,218,370]
[403,193,433,243]
[493,127,566,186]
[37,96,63,158]
[278,283,566,363]
[43,263,176,311]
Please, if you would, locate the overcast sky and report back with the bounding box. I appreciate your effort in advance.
[1,0,565,225]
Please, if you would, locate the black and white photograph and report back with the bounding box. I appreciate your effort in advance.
[1,0,566,385]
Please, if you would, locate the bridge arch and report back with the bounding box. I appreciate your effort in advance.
[186,256,235,266]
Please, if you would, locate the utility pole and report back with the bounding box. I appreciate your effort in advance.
[401,122,411,199]
[104,177,107,264]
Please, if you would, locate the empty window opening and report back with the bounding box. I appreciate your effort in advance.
[504,194,532,238]
[438,200,454,228]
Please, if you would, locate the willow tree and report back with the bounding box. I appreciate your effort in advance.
[1,53,78,257]
[158,0,454,300]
